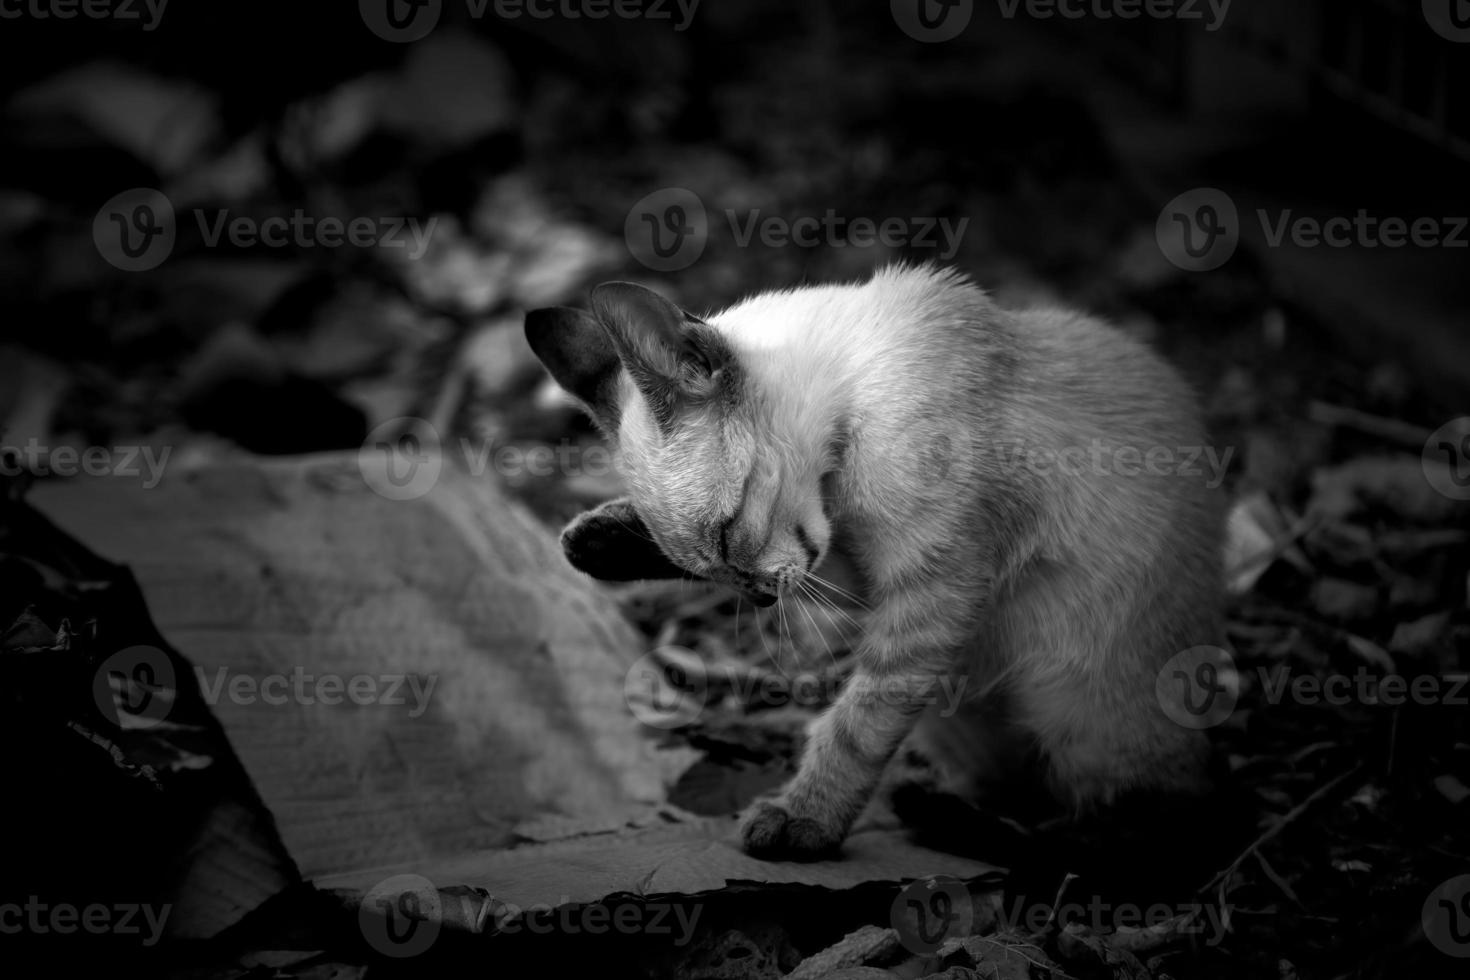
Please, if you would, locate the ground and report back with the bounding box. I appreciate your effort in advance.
[1,5,1468,978]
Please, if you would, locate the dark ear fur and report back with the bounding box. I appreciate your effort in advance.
[589,282,732,416]
[524,306,621,425]
[560,497,702,583]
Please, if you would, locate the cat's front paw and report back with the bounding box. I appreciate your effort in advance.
[738,800,843,861]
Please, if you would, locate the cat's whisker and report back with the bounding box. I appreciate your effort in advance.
[799,579,855,640]
[803,568,861,600]
[792,587,836,669]
[805,571,870,611]
[777,596,793,676]
[733,594,743,655]
[811,589,863,632]
[755,599,774,666]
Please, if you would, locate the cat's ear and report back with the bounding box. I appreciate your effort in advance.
[524,306,622,425]
[560,497,700,582]
[590,282,732,409]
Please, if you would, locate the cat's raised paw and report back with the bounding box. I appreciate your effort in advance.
[738,801,842,861]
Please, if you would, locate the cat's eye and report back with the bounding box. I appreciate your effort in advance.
[794,525,818,567]
[717,515,735,564]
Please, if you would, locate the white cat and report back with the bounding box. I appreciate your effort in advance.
[527,264,1224,859]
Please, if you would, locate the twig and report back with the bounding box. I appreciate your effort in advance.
[1201,765,1363,897]
[1225,511,1322,585]
[1036,871,1079,938]
[1252,850,1304,909]
[1306,401,1433,449]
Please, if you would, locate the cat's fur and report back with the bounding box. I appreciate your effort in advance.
[526,265,1223,859]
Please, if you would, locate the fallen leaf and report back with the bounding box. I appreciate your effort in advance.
[786,924,902,980]
[1387,612,1451,657]
[1308,456,1463,526]
[1433,775,1470,806]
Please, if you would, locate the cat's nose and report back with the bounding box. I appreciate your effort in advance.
[740,571,781,607]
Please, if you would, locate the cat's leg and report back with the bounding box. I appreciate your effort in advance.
[1003,574,1216,806]
[886,692,1035,808]
[739,583,979,859]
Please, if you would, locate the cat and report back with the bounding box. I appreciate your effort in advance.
[525,264,1225,860]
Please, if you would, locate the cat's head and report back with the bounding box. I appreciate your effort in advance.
[525,282,833,605]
